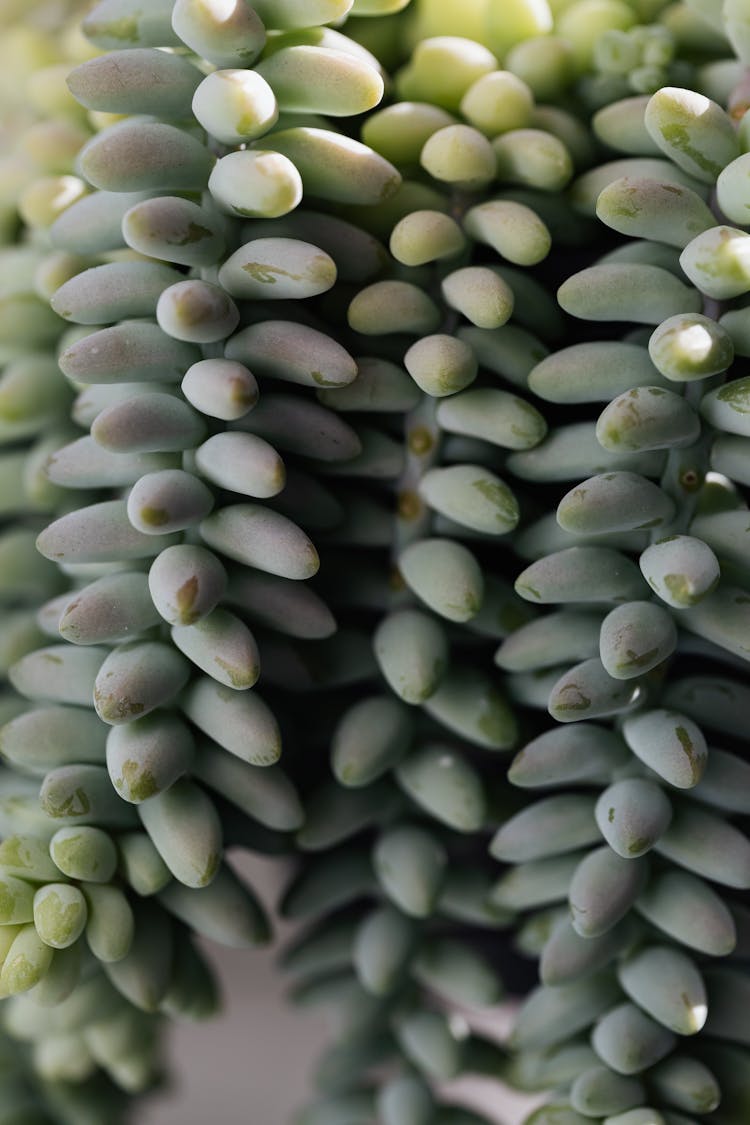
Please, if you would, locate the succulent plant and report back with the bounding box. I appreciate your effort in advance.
[3,0,750,1122]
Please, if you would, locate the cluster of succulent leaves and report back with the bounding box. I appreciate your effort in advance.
[4,0,750,1122]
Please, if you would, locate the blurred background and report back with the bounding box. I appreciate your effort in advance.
[142,853,540,1125]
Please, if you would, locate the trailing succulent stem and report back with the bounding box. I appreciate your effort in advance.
[3,0,750,1123]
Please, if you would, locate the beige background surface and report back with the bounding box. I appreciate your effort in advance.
[142,853,540,1125]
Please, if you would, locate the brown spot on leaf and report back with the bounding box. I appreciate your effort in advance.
[176,576,200,624]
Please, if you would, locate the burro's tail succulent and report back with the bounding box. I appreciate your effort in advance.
[3,0,750,1121]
